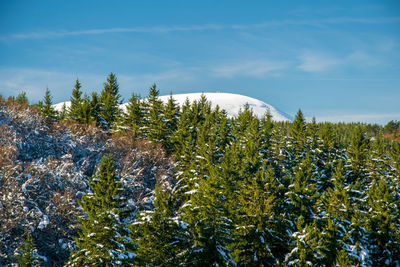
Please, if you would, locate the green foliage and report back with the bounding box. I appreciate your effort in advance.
[99,73,121,129]
[163,93,180,153]
[66,155,136,266]
[173,98,196,168]
[121,93,143,137]
[58,102,68,120]
[365,178,400,265]
[142,84,166,143]
[347,126,370,183]
[16,232,42,267]
[40,87,57,122]
[15,91,28,105]
[233,166,288,265]
[132,185,186,266]
[291,109,306,144]
[24,79,400,266]
[69,79,83,122]
[180,171,235,266]
[384,120,400,136]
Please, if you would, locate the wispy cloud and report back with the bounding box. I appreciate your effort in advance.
[1,17,399,41]
[212,60,287,78]
[298,49,384,73]
[1,25,225,41]
[298,52,341,72]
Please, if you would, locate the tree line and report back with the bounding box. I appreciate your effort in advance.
[11,73,400,266]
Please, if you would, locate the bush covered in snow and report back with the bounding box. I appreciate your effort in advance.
[0,99,175,266]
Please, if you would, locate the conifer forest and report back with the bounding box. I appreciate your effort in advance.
[1,73,400,266]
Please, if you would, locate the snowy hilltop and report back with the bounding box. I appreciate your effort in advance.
[54,92,292,122]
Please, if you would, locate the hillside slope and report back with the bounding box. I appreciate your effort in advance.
[0,102,175,266]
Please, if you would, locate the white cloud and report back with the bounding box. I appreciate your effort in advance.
[298,52,341,72]
[212,60,287,78]
[1,16,399,42]
[297,49,383,73]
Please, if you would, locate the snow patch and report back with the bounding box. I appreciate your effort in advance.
[38,215,49,230]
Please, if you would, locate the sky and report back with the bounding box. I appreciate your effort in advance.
[0,0,399,124]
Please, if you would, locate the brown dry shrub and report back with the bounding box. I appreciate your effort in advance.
[3,97,30,113]
[133,138,167,160]
[53,119,105,136]
[49,189,80,228]
[110,131,136,155]
[0,123,18,167]
[0,145,17,168]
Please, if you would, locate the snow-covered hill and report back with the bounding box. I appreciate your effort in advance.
[164,93,292,121]
[53,92,292,121]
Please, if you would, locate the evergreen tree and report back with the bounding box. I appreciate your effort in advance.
[69,79,83,122]
[316,161,353,265]
[58,102,68,121]
[259,110,274,161]
[66,155,136,266]
[89,92,101,125]
[15,91,28,105]
[16,232,42,267]
[390,141,400,174]
[319,123,336,150]
[286,153,319,224]
[99,73,121,129]
[285,217,320,266]
[132,185,186,266]
[347,126,370,183]
[163,93,180,153]
[233,103,255,142]
[173,98,196,169]
[291,109,307,156]
[142,84,165,143]
[365,178,400,265]
[121,93,143,137]
[79,94,93,125]
[40,87,57,122]
[233,165,289,265]
[180,170,236,266]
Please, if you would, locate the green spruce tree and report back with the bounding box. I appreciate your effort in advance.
[89,92,101,125]
[40,87,57,122]
[233,165,289,265]
[291,109,307,157]
[163,93,180,153]
[132,185,186,266]
[16,231,42,267]
[66,155,136,266]
[365,178,400,265]
[99,73,121,129]
[142,84,165,143]
[15,91,28,105]
[121,93,143,137]
[69,79,83,122]
[58,102,68,121]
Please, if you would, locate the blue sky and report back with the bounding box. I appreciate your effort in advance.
[1,0,399,124]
